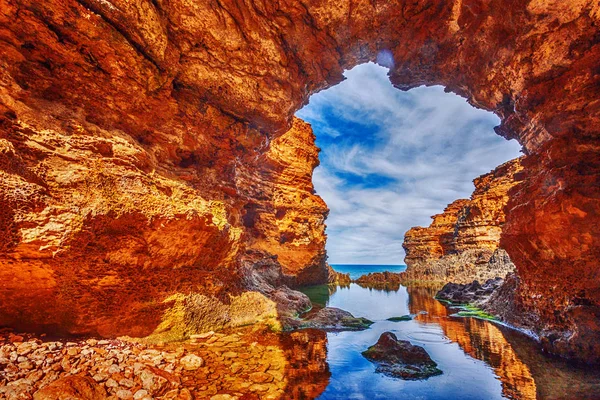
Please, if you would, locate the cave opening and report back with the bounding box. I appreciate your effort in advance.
[296,62,522,266]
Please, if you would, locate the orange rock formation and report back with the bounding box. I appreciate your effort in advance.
[0,0,599,362]
[402,158,523,283]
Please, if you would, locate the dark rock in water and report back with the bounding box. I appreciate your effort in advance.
[387,315,412,322]
[285,307,373,332]
[436,277,503,305]
[362,332,442,380]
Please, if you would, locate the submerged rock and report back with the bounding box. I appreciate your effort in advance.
[362,332,442,380]
[286,307,373,332]
[387,315,412,322]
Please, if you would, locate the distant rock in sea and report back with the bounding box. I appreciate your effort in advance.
[353,271,403,290]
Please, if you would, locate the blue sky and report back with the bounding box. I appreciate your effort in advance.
[296,63,522,265]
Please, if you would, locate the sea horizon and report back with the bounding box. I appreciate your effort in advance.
[330,264,407,280]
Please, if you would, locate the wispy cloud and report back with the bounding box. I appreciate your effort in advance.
[296,63,522,265]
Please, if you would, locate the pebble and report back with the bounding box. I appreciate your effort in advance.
[116,389,133,399]
[211,395,238,400]
[180,354,204,370]
[119,378,135,388]
[105,378,119,388]
[133,389,149,399]
[0,330,288,399]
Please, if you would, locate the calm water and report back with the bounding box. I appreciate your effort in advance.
[330,264,406,280]
[298,281,600,399]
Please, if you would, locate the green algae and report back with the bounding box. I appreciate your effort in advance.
[387,315,412,322]
[455,305,498,321]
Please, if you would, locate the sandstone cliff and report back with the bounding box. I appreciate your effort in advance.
[0,0,599,363]
[402,158,523,284]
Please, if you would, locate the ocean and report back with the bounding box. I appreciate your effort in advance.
[330,264,406,280]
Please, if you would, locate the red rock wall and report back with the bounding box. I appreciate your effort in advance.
[0,0,599,362]
[501,139,600,363]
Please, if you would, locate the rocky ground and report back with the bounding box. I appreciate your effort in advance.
[436,278,504,306]
[0,328,292,400]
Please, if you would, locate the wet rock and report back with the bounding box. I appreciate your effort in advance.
[436,278,504,305]
[33,375,106,400]
[362,332,442,380]
[288,307,373,332]
[387,315,412,322]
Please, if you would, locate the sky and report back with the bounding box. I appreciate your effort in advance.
[296,62,522,265]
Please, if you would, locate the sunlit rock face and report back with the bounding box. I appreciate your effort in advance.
[0,0,599,362]
[402,158,523,283]
[241,118,329,286]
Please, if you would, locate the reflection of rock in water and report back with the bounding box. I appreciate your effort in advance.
[407,286,537,400]
[498,328,600,400]
[408,286,449,320]
[281,329,330,399]
[407,286,600,399]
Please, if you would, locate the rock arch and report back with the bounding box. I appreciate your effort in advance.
[0,0,598,362]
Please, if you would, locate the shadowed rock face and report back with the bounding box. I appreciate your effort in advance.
[362,332,442,380]
[437,278,504,305]
[0,0,599,362]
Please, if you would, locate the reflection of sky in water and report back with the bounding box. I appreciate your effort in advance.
[318,284,504,399]
[300,284,600,399]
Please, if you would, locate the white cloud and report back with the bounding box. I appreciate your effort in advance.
[296,63,522,265]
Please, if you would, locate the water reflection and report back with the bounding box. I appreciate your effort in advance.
[297,283,600,399]
[281,329,331,399]
[408,286,537,399]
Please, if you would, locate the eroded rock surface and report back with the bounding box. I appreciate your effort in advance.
[362,332,442,380]
[402,159,522,283]
[0,0,599,363]
[285,308,373,332]
[327,265,351,287]
[437,278,504,306]
[354,272,403,291]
